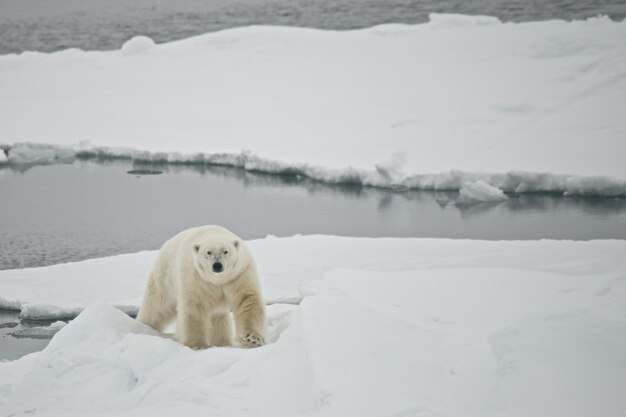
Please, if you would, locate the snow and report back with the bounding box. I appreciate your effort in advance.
[1,15,626,196]
[2,236,625,319]
[120,36,156,56]
[0,250,155,319]
[1,236,625,416]
[457,180,508,204]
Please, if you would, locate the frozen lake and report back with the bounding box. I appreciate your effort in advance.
[1,159,625,271]
[1,0,625,54]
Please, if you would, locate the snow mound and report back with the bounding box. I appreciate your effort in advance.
[46,302,160,351]
[0,302,302,416]
[457,180,509,204]
[120,36,156,56]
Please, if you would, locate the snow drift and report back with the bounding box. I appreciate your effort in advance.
[1,15,626,196]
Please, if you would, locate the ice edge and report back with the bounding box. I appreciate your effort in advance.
[3,142,626,197]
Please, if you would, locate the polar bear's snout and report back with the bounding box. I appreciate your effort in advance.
[212,262,224,273]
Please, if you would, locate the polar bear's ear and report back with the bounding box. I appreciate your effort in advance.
[233,240,240,249]
[193,244,200,253]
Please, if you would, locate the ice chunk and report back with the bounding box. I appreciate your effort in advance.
[9,321,66,339]
[7,143,76,164]
[0,296,21,311]
[375,151,407,184]
[457,180,509,204]
[428,13,502,28]
[20,303,82,320]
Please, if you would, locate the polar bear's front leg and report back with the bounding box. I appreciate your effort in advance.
[208,311,234,347]
[176,297,210,350]
[231,293,266,348]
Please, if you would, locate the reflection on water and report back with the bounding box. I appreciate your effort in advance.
[1,160,625,270]
[126,169,163,175]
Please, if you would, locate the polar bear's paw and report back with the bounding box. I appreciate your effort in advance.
[184,339,210,350]
[239,332,265,348]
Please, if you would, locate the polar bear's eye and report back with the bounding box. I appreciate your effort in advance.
[224,250,229,255]
[207,251,212,256]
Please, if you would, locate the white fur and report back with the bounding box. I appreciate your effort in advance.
[137,225,266,349]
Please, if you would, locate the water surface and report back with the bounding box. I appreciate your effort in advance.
[1,160,625,270]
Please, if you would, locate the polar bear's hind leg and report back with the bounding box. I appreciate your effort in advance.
[137,280,176,332]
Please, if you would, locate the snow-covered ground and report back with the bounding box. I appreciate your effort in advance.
[1,14,626,196]
[1,235,626,416]
[1,235,625,318]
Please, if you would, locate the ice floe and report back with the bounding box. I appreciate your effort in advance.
[1,15,625,196]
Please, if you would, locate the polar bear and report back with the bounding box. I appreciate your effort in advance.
[137,225,266,349]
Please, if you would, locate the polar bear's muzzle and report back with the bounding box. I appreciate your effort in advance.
[212,262,224,273]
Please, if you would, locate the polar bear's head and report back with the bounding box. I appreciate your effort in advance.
[193,239,242,284]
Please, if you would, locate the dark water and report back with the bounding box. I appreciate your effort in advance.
[1,160,625,271]
[0,0,625,54]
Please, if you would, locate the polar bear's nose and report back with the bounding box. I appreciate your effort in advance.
[212,262,224,273]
